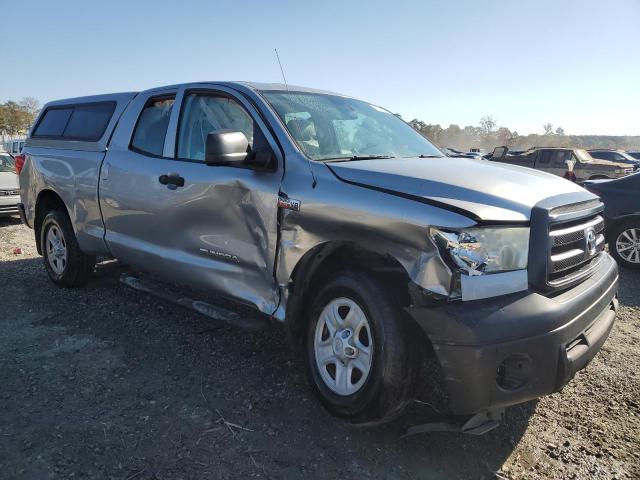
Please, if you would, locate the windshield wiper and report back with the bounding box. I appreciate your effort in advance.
[323,155,396,162]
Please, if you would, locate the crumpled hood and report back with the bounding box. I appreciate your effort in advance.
[0,171,19,190]
[327,157,592,222]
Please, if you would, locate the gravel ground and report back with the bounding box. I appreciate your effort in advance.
[0,217,638,479]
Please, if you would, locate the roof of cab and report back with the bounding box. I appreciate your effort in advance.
[43,82,348,107]
[138,81,347,97]
[44,91,138,108]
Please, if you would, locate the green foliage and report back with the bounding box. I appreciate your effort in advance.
[0,98,41,135]
[409,116,640,152]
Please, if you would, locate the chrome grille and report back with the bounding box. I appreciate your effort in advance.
[548,212,605,285]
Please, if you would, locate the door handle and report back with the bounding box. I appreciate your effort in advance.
[159,173,185,189]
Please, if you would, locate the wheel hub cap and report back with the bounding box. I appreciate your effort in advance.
[314,298,373,396]
[333,328,358,360]
[46,225,67,275]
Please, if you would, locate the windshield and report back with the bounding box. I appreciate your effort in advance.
[262,91,444,161]
[0,154,15,173]
[617,151,639,162]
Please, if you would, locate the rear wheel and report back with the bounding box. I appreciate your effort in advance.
[304,271,417,424]
[41,210,95,286]
[609,220,640,269]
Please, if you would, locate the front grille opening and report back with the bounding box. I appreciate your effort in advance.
[547,211,604,287]
[548,255,602,285]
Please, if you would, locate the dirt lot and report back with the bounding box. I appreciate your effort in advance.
[0,217,638,480]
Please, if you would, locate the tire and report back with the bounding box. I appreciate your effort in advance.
[304,271,417,424]
[608,219,640,270]
[40,210,95,287]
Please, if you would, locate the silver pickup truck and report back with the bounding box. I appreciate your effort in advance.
[18,82,618,429]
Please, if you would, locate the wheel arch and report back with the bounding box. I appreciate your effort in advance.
[34,189,72,255]
[284,241,416,343]
[605,213,640,237]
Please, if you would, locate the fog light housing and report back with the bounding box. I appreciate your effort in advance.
[496,354,533,391]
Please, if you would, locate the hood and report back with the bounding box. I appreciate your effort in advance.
[583,158,635,169]
[327,157,591,222]
[0,171,19,190]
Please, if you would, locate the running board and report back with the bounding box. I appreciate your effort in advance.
[404,408,504,436]
[120,273,270,332]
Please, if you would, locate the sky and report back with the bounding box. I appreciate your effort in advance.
[1,0,639,135]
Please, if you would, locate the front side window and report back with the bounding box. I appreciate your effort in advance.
[177,93,254,161]
[130,96,175,156]
[262,91,443,161]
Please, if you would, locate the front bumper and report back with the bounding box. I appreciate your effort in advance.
[407,253,618,415]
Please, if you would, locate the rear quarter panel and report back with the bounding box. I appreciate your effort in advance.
[21,92,137,255]
[21,146,109,254]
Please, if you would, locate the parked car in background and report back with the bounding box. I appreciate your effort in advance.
[584,173,640,269]
[506,149,527,156]
[588,149,640,171]
[442,147,475,158]
[3,138,26,157]
[18,82,618,428]
[491,147,634,182]
[626,151,640,160]
[0,152,21,217]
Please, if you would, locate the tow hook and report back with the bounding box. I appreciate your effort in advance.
[404,408,505,436]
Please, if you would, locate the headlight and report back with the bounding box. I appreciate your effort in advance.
[430,227,529,275]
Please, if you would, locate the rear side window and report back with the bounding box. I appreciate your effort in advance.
[33,102,116,141]
[33,108,73,137]
[130,96,175,156]
[63,103,115,141]
[550,150,571,167]
[538,150,552,164]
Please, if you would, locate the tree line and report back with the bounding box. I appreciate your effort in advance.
[408,115,640,152]
[0,98,41,135]
[2,97,639,152]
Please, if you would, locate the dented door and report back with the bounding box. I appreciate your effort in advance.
[101,85,283,314]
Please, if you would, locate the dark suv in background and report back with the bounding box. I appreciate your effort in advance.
[588,149,640,171]
[584,173,640,269]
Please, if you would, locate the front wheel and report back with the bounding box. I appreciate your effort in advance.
[609,220,640,269]
[304,272,417,424]
[41,210,95,287]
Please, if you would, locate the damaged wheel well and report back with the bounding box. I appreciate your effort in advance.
[285,241,450,412]
[285,242,413,341]
[34,190,69,255]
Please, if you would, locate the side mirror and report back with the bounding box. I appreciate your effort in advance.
[205,130,249,166]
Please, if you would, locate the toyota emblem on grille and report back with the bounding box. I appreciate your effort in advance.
[585,227,597,256]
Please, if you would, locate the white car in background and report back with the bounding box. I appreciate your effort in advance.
[0,152,21,218]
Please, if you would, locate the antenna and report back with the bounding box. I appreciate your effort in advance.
[274,48,289,90]
[273,48,316,188]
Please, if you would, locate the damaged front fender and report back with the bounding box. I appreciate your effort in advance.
[272,158,477,323]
